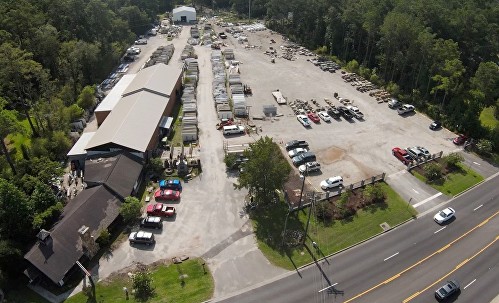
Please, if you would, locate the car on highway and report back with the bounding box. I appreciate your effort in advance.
[320,176,343,190]
[416,146,431,159]
[299,161,321,174]
[434,207,456,224]
[453,134,468,145]
[307,112,321,123]
[435,280,460,300]
[296,115,311,127]
[392,147,412,164]
[429,120,442,130]
[318,111,332,122]
[159,179,182,191]
[288,147,308,158]
[285,140,309,151]
[146,203,176,217]
[140,216,163,229]
[129,231,155,245]
[154,189,181,201]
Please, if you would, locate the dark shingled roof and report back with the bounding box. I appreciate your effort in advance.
[84,152,143,200]
[24,186,121,285]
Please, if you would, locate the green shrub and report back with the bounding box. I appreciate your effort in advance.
[443,152,464,169]
[476,139,493,155]
[96,229,111,246]
[423,162,443,181]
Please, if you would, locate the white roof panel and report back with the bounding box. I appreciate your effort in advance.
[173,6,196,13]
[67,132,96,156]
[123,63,182,98]
[86,91,170,153]
[95,74,136,112]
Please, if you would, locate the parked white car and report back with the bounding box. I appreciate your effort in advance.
[320,176,343,190]
[299,161,321,174]
[318,111,332,122]
[297,115,311,127]
[288,148,308,158]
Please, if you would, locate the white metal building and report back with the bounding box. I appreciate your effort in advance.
[173,6,196,23]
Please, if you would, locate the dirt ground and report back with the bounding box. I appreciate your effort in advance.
[214,23,459,193]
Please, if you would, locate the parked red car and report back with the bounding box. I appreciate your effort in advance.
[146,203,176,217]
[307,112,320,123]
[154,189,180,201]
[453,134,468,145]
[392,147,412,164]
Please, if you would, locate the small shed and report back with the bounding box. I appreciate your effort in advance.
[173,6,196,23]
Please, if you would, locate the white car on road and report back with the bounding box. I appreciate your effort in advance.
[318,111,332,122]
[288,148,308,158]
[297,115,311,127]
[434,207,455,224]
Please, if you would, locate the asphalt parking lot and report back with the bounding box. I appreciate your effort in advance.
[217,25,460,190]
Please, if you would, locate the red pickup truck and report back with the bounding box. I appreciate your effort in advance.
[146,203,176,217]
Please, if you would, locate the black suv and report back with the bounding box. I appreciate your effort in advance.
[338,106,354,120]
[292,152,316,166]
[140,216,163,229]
[285,140,309,151]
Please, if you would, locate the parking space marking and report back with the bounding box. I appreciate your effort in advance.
[412,193,443,208]
[384,252,399,261]
[434,226,446,234]
[473,204,483,211]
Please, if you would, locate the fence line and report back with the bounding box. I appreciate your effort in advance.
[290,172,386,211]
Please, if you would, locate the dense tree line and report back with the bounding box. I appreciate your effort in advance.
[0,0,170,289]
[208,0,499,149]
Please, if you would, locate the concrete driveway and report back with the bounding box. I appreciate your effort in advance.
[65,26,286,301]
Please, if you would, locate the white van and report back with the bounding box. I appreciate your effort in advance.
[223,125,245,136]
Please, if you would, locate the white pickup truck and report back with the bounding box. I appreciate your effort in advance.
[346,105,364,119]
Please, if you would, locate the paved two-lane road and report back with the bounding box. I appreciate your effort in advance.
[213,174,499,303]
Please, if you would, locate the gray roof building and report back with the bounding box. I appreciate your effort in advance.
[24,186,121,285]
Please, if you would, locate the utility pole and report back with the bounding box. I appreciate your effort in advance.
[248,0,251,21]
[303,192,315,245]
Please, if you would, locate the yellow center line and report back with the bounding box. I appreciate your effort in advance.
[343,210,499,303]
[403,235,499,302]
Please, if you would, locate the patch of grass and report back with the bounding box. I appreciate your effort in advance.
[479,106,498,129]
[412,164,483,196]
[65,259,213,303]
[254,182,416,270]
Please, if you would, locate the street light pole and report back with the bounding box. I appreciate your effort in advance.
[248,0,251,21]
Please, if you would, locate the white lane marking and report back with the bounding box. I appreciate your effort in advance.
[464,279,476,289]
[412,189,419,194]
[472,161,481,166]
[413,193,443,208]
[384,252,399,261]
[318,283,338,293]
[473,205,483,211]
[434,226,446,234]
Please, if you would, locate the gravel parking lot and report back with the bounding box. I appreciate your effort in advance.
[216,24,459,190]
